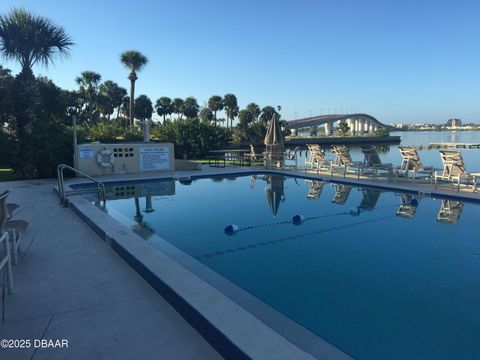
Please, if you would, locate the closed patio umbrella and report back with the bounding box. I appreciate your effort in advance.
[264,114,284,167]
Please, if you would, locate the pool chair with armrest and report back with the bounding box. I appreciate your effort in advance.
[361,146,394,180]
[305,144,332,173]
[0,232,13,294]
[246,145,266,167]
[331,145,364,178]
[434,150,480,192]
[0,192,14,293]
[398,146,437,182]
[0,191,29,264]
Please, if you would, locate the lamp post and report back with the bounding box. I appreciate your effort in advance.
[68,107,78,170]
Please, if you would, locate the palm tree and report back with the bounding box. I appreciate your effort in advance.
[172,98,184,120]
[208,95,223,126]
[99,80,127,119]
[0,8,73,143]
[223,93,238,130]
[120,50,148,127]
[260,106,280,124]
[155,96,173,123]
[181,97,199,119]
[0,8,73,79]
[75,71,102,126]
[246,103,261,122]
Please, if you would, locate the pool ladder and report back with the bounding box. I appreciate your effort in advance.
[57,164,106,206]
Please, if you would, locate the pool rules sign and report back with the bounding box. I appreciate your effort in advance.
[139,146,170,171]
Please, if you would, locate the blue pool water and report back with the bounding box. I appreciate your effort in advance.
[100,175,480,360]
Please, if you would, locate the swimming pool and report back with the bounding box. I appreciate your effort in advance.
[96,174,480,360]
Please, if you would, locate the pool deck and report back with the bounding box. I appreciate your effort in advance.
[0,179,223,360]
[1,165,479,360]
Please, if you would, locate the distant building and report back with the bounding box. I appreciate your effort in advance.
[447,118,462,128]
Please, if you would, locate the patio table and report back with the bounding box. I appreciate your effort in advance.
[208,149,250,167]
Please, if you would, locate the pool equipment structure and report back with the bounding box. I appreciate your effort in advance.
[77,143,175,176]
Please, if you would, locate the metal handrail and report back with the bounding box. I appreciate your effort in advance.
[57,164,106,206]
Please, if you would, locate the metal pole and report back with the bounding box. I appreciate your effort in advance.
[143,119,150,142]
[72,115,78,170]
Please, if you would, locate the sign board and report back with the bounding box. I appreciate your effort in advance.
[139,146,170,171]
[79,148,94,158]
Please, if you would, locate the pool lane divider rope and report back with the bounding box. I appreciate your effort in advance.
[200,214,395,260]
[224,203,399,235]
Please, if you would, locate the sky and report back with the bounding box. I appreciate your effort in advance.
[1,0,480,124]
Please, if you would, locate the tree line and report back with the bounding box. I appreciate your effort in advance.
[0,8,285,178]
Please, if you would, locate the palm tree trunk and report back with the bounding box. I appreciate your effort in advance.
[129,79,135,127]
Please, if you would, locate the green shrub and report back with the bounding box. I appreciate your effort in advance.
[373,128,390,137]
[151,119,231,158]
[10,120,73,178]
[0,130,13,168]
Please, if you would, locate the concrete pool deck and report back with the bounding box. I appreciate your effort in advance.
[1,165,479,360]
[0,179,223,360]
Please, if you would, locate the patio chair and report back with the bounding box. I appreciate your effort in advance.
[434,150,480,191]
[331,184,352,205]
[0,192,14,293]
[246,145,266,167]
[0,191,29,264]
[395,193,420,219]
[305,144,332,174]
[398,146,436,182]
[436,200,464,224]
[331,145,364,178]
[305,180,324,200]
[361,146,394,179]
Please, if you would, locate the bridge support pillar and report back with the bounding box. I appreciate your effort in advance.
[290,128,297,136]
[355,119,360,135]
[359,119,364,134]
[348,119,355,135]
[310,126,317,136]
[325,122,333,136]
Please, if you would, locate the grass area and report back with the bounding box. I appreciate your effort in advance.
[0,168,21,181]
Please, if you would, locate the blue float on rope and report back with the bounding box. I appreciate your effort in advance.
[292,214,306,225]
[224,224,240,235]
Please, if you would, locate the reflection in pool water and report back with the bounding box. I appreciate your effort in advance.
[100,175,480,360]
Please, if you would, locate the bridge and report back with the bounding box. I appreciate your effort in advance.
[286,113,393,136]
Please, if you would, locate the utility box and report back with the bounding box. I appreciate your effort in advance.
[76,142,175,177]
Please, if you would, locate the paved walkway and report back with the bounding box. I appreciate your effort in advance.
[0,179,222,360]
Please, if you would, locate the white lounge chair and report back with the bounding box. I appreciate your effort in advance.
[398,146,436,182]
[331,145,364,178]
[305,144,332,174]
[361,146,394,179]
[434,150,480,191]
